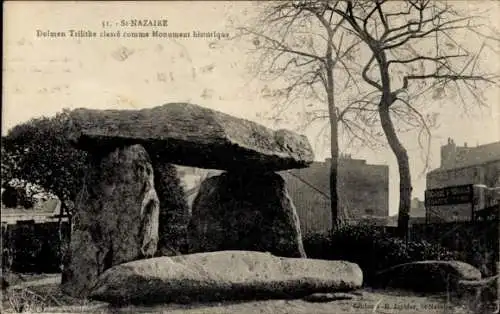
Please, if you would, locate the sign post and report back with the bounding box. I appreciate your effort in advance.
[471,186,475,222]
[424,184,474,223]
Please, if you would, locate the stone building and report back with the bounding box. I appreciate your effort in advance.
[279,156,390,235]
[426,138,500,222]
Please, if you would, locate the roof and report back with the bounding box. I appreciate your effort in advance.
[428,157,500,175]
[1,206,68,224]
[1,198,63,224]
[455,141,500,168]
[431,141,500,173]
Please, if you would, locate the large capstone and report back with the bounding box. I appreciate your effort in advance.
[89,251,363,304]
[61,144,160,298]
[67,103,314,171]
[188,171,306,258]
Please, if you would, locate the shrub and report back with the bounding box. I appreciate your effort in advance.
[303,225,457,285]
[1,186,19,208]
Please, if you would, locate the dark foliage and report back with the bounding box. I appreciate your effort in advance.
[3,110,194,263]
[411,221,499,277]
[303,225,457,285]
[1,186,19,208]
[1,185,34,209]
[2,110,89,214]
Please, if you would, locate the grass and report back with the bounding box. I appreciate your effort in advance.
[1,272,496,313]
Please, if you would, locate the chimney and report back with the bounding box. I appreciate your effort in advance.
[441,137,457,168]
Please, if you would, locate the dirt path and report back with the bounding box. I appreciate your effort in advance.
[3,273,486,313]
[3,283,478,314]
[110,289,474,314]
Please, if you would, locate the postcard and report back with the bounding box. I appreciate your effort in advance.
[2,1,499,313]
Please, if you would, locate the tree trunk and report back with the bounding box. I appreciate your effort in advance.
[329,115,339,230]
[379,105,411,238]
[58,202,64,272]
[60,202,72,284]
[326,55,340,231]
[374,48,411,239]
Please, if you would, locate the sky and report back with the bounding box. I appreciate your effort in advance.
[3,1,500,215]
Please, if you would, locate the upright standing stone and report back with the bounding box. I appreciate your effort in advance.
[188,171,306,258]
[61,144,160,298]
[151,160,191,256]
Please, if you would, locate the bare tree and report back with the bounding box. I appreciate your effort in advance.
[322,0,499,237]
[240,0,498,237]
[239,1,381,229]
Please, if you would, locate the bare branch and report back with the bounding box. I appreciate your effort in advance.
[239,27,325,63]
[375,1,389,35]
[402,73,495,90]
[362,55,383,90]
[362,4,379,35]
[383,17,478,50]
[387,54,467,67]
[383,5,450,40]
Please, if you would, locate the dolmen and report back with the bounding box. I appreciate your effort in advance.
[61,103,315,298]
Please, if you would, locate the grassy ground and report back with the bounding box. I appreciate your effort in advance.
[0,273,493,313]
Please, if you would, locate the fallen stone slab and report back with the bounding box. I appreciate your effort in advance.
[188,171,306,258]
[67,103,314,171]
[302,292,360,303]
[373,260,482,292]
[89,251,363,305]
[457,275,498,300]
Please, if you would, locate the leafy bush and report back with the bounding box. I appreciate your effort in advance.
[1,186,19,208]
[2,111,88,215]
[303,225,457,285]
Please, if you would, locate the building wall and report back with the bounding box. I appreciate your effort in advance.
[426,139,500,222]
[339,159,389,218]
[281,157,390,235]
[177,159,389,236]
[279,171,331,235]
[440,138,500,169]
[426,161,500,222]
